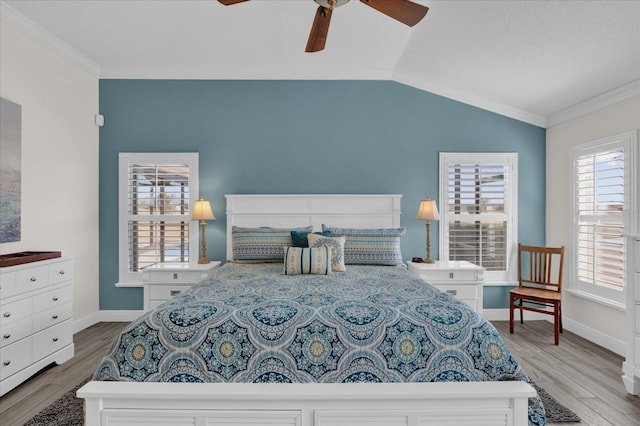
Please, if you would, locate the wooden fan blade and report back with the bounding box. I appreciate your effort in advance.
[218,0,249,5]
[360,0,428,27]
[306,6,333,53]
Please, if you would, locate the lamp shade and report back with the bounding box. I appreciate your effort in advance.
[192,196,215,221]
[416,198,440,221]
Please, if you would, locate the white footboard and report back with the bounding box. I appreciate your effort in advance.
[78,380,535,426]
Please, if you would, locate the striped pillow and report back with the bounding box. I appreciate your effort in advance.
[322,225,406,266]
[232,226,313,262]
[283,246,332,275]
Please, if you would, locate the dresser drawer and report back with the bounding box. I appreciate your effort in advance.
[149,284,192,301]
[33,302,73,331]
[0,317,32,348]
[15,265,48,291]
[437,285,478,300]
[1,297,32,326]
[634,239,640,271]
[0,271,17,299]
[33,320,72,362]
[147,271,204,283]
[0,337,32,381]
[33,285,73,312]
[48,260,74,285]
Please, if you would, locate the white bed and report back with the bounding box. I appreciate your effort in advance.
[78,194,536,426]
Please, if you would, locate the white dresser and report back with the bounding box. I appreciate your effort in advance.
[0,257,74,396]
[142,261,221,310]
[623,234,640,395]
[407,260,485,315]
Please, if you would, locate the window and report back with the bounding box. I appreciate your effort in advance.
[439,153,518,283]
[571,131,637,306]
[118,153,199,283]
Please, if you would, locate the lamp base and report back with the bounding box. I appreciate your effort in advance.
[198,257,211,264]
[423,257,435,264]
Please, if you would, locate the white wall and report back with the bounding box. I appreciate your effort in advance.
[546,95,640,353]
[0,22,100,326]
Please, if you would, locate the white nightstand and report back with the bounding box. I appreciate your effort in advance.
[142,261,221,310]
[407,260,485,314]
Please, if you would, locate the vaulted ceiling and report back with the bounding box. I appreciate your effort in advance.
[2,0,639,127]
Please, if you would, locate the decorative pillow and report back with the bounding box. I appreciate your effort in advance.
[322,225,406,266]
[290,230,331,248]
[232,226,313,262]
[307,234,347,272]
[283,246,332,275]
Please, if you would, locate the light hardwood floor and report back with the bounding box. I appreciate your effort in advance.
[0,320,639,426]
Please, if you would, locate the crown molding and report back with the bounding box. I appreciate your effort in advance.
[547,79,640,128]
[392,72,547,128]
[0,1,100,78]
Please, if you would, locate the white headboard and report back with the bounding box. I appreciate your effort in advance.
[225,194,402,261]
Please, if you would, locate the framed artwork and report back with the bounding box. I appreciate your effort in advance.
[0,97,22,243]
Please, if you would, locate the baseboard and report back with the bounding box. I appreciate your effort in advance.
[562,317,625,356]
[73,310,145,333]
[482,309,625,356]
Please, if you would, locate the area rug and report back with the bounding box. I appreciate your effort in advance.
[532,381,581,423]
[24,378,580,425]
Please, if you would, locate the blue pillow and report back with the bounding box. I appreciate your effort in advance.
[290,231,331,248]
[321,225,405,266]
[232,226,313,261]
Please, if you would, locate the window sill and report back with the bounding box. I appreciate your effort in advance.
[566,289,626,311]
[115,281,143,288]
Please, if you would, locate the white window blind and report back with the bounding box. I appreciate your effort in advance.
[127,163,191,271]
[570,131,637,305]
[576,148,625,288]
[440,153,517,282]
[119,153,199,282]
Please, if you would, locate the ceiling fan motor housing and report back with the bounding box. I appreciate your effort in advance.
[314,0,350,9]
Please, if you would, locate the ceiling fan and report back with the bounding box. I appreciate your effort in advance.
[218,0,429,53]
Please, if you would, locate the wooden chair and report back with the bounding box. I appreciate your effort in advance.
[509,244,565,345]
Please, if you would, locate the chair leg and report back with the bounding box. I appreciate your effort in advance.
[559,302,563,333]
[519,300,523,324]
[554,302,560,345]
[509,294,514,334]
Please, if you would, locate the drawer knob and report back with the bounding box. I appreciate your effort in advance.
[449,273,454,279]
[30,277,37,282]
[173,273,178,279]
[170,290,181,296]
[3,360,10,366]
[52,337,59,342]
[59,270,65,275]
[446,289,458,296]
[3,312,10,318]
[3,334,10,339]
[52,315,59,319]
[53,297,59,301]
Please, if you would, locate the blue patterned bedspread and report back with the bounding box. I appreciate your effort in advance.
[95,262,546,425]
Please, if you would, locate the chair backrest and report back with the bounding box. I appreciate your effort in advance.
[518,244,565,292]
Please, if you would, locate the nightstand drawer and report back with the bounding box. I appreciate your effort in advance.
[147,271,204,283]
[149,284,193,301]
[422,269,479,283]
[438,285,477,300]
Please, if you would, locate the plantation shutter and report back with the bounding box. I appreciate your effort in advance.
[575,148,625,288]
[127,162,192,272]
[446,161,509,271]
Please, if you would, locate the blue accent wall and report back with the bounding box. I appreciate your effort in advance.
[99,80,545,310]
